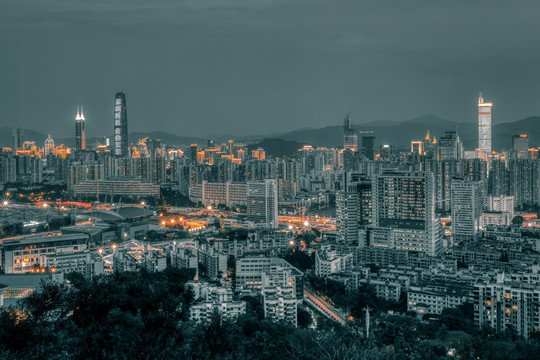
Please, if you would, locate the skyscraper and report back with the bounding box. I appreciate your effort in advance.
[512,134,529,158]
[12,128,23,150]
[371,170,442,256]
[336,172,372,244]
[44,135,55,156]
[247,179,278,228]
[438,130,463,160]
[478,92,492,153]
[114,92,128,157]
[343,114,358,151]
[361,135,376,160]
[75,107,86,151]
[451,178,483,241]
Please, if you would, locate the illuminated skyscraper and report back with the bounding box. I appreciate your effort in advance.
[478,92,492,153]
[75,107,86,151]
[372,170,442,256]
[44,135,55,156]
[343,114,358,151]
[114,92,128,157]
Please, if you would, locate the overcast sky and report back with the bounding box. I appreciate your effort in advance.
[1,0,539,139]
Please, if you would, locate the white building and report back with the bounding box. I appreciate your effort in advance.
[188,285,246,323]
[314,246,353,277]
[408,284,468,315]
[263,286,298,327]
[236,257,303,299]
[451,179,484,241]
[480,211,512,230]
[488,195,515,215]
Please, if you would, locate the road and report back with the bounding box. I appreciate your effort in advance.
[303,288,346,325]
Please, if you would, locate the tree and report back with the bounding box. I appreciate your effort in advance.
[297,306,312,328]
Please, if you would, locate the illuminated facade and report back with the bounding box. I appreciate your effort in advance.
[475,277,540,338]
[247,179,279,229]
[75,107,86,151]
[1,233,89,274]
[114,92,128,157]
[372,170,442,256]
[44,135,55,156]
[478,92,492,153]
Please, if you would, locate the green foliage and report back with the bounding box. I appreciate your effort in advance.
[1,271,540,359]
[297,306,312,328]
[283,249,314,272]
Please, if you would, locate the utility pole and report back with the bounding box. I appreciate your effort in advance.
[364,306,371,339]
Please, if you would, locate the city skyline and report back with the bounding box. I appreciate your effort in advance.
[2,2,540,358]
[2,1,540,138]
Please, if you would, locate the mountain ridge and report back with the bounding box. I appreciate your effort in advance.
[1,115,538,155]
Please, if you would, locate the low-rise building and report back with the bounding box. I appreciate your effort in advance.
[188,284,246,323]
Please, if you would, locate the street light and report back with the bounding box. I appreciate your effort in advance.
[98,248,103,255]
[303,221,309,227]
[2,201,8,206]
[112,244,117,250]
[141,201,145,206]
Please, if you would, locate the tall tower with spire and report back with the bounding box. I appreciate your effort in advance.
[75,106,86,151]
[343,113,358,151]
[478,92,492,153]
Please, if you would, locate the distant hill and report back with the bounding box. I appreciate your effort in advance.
[275,115,540,150]
[0,128,205,148]
[2,115,539,151]
[247,138,307,157]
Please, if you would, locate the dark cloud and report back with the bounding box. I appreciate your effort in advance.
[1,0,539,140]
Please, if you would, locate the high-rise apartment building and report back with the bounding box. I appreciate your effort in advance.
[114,92,128,157]
[247,179,279,228]
[508,159,539,209]
[371,170,442,256]
[336,172,372,244]
[451,178,484,241]
[75,107,86,151]
[438,131,463,160]
[512,134,529,158]
[12,128,23,150]
[343,114,358,151]
[478,92,492,153]
[474,277,540,338]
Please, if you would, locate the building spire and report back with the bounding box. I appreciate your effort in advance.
[478,91,483,104]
